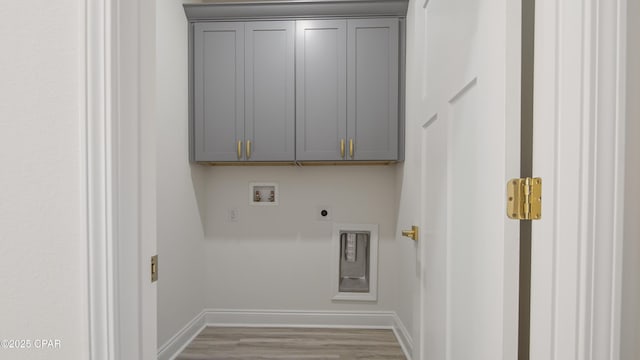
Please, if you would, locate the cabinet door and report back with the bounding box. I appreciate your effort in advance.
[245,21,295,161]
[347,19,399,160]
[296,20,347,161]
[194,22,244,161]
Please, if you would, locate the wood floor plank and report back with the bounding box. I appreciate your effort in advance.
[176,327,407,360]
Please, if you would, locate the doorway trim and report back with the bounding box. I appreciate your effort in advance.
[86,0,156,359]
[85,0,116,359]
[530,0,627,359]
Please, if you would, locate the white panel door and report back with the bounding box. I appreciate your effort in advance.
[418,0,521,359]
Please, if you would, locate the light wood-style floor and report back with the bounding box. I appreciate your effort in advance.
[176,327,407,360]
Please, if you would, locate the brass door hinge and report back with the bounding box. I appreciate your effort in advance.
[507,177,542,220]
[151,255,158,282]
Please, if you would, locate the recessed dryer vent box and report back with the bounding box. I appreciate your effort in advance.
[332,223,378,302]
[249,182,279,206]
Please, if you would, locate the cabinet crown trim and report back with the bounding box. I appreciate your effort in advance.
[184,0,408,21]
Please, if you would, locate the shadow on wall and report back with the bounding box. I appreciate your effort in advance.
[190,163,209,232]
[393,162,404,236]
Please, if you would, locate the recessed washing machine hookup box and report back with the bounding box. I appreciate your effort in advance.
[331,223,379,301]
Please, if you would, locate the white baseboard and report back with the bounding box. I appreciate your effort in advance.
[204,308,397,328]
[157,310,206,360]
[391,312,414,360]
[158,309,414,360]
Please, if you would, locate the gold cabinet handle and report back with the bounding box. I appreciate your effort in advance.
[237,140,243,160]
[349,139,354,158]
[246,140,252,160]
[340,139,345,158]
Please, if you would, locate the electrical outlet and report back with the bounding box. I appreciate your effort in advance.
[228,208,239,222]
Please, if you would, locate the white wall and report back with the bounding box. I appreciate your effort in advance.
[0,1,88,359]
[156,0,207,347]
[203,166,400,312]
[621,1,640,357]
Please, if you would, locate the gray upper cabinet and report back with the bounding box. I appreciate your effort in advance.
[194,22,244,162]
[185,0,407,164]
[193,21,295,162]
[347,19,399,161]
[295,20,347,161]
[296,18,399,161]
[245,21,295,161]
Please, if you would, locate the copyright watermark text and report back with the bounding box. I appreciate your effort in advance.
[0,339,62,350]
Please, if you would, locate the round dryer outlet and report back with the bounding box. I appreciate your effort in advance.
[316,206,332,221]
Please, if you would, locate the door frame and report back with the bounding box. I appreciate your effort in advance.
[86,0,156,359]
[85,1,115,358]
[85,0,629,359]
[530,0,627,359]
